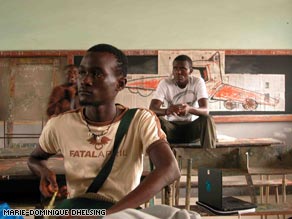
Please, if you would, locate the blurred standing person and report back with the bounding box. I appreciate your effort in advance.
[46,64,80,118]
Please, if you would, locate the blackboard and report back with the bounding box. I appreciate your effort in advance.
[10,64,53,120]
[74,55,158,74]
[0,57,67,121]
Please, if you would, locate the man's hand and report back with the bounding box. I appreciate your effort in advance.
[40,169,68,198]
[167,104,190,117]
[179,103,191,116]
[39,168,59,197]
[27,145,67,198]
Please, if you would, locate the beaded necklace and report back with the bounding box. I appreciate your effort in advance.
[85,107,117,148]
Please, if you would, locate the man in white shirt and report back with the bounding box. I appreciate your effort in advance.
[149,55,216,148]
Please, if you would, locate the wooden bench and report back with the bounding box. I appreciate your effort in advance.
[171,137,284,148]
[248,168,292,204]
[177,168,292,205]
[170,139,292,209]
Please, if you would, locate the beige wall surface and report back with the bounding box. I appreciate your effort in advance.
[0,0,291,50]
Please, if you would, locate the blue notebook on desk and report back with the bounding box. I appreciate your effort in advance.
[196,167,257,215]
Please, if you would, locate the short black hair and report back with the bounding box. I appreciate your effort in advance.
[173,55,193,68]
[87,44,128,77]
[64,64,78,71]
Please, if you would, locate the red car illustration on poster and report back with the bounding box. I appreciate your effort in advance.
[194,59,280,111]
[208,81,279,110]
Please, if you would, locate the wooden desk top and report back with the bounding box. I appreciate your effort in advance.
[217,138,283,148]
[248,167,292,175]
[0,157,64,180]
[0,156,151,180]
[180,168,249,177]
[171,138,283,149]
[172,140,291,172]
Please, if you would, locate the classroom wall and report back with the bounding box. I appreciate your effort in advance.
[0,0,291,50]
[1,0,292,148]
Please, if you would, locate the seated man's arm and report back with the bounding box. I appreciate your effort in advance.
[150,99,183,117]
[27,145,60,197]
[47,86,71,117]
[149,99,167,116]
[107,140,180,214]
[184,97,209,117]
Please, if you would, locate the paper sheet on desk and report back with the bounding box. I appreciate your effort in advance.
[217,134,237,142]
